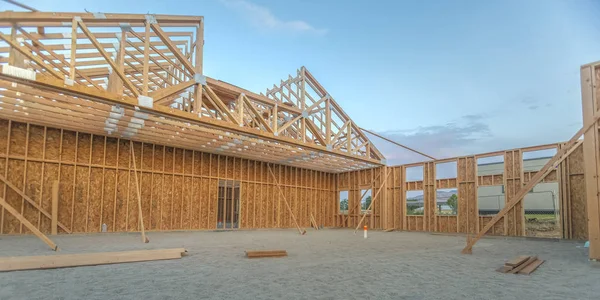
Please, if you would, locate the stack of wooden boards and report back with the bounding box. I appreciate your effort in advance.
[245,250,288,258]
[496,255,545,275]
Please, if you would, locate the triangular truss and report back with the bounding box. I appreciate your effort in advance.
[0,11,383,172]
[264,67,384,162]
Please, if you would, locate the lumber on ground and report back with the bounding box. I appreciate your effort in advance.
[245,250,287,258]
[509,256,538,274]
[0,196,58,251]
[518,259,545,275]
[0,248,187,272]
[506,255,530,267]
[462,108,600,254]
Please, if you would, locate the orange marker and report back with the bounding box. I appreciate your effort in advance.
[364,225,368,239]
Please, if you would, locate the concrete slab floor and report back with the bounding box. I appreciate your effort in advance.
[0,229,597,300]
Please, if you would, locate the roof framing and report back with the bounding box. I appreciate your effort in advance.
[0,9,384,172]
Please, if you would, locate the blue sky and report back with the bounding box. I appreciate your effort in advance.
[5,0,600,166]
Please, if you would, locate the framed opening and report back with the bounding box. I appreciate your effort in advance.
[406,190,424,215]
[339,190,349,214]
[523,148,557,172]
[524,182,560,238]
[406,166,424,182]
[436,161,457,179]
[436,188,458,215]
[478,185,505,216]
[217,180,240,229]
[477,155,504,176]
[360,188,372,214]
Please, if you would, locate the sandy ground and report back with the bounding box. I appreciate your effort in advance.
[0,229,598,300]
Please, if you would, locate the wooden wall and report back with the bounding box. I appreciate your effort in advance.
[0,119,337,235]
[336,145,588,240]
[335,167,386,229]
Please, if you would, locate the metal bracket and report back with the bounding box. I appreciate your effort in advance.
[194,74,206,85]
[93,12,106,19]
[145,14,157,24]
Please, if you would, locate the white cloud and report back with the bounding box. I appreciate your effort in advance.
[220,0,327,35]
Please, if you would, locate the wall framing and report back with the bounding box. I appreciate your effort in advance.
[336,143,587,240]
[0,119,337,235]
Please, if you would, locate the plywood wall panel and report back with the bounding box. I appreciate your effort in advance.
[87,167,103,232]
[20,161,40,234]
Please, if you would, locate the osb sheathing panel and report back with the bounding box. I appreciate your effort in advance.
[334,167,385,229]
[478,174,504,186]
[504,150,524,236]
[436,216,458,233]
[0,119,336,235]
[457,157,477,234]
[423,162,435,232]
[566,145,587,240]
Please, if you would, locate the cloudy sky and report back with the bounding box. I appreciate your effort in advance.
[7,0,600,166]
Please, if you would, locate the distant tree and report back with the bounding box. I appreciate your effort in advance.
[447,194,458,214]
[362,196,372,211]
[340,198,348,212]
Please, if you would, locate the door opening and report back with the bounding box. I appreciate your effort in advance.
[217,180,240,229]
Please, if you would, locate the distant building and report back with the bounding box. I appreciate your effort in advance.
[478,156,559,215]
[406,156,559,215]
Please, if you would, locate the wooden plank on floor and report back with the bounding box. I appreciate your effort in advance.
[0,248,187,272]
[509,256,537,274]
[518,259,545,275]
[506,255,530,267]
[245,250,287,258]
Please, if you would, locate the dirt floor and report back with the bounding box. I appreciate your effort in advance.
[0,229,598,300]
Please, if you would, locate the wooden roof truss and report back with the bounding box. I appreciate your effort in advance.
[0,10,384,172]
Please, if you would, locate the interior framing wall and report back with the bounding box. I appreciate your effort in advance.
[0,119,337,235]
[581,63,600,258]
[337,144,587,240]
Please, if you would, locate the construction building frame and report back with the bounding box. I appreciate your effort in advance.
[0,8,598,261]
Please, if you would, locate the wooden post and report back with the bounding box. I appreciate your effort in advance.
[130,141,148,243]
[51,180,59,235]
[581,64,600,260]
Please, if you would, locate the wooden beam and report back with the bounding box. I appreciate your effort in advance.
[130,141,148,243]
[242,94,273,133]
[305,118,326,145]
[360,127,436,160]
[204,84,240,124]
[245,250,287,258]
[142,21,151,96]
[0,248,187,272]
[150,79,195,103]
[0,173,71,233]
[149,22,195,75]
[77,21,140,97]
[0,197,58,251]
[581,64,600,259]
[51,181,59,235]
[0,32,64,79]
